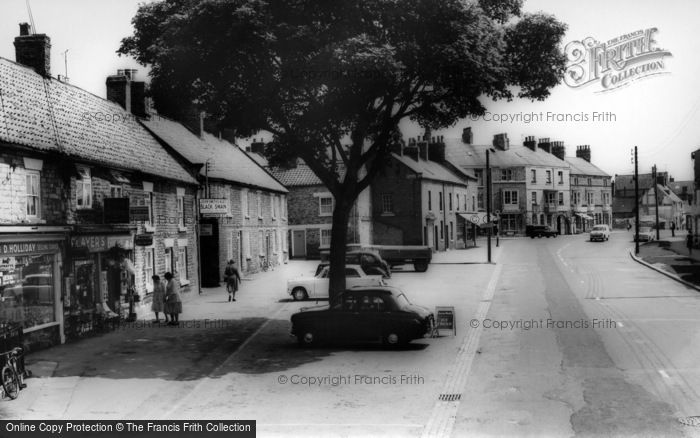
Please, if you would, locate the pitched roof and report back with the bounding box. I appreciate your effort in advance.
[614,172,669,193]
[392,153,469,186]
[443,138,569,169]
[565,156,610,177]
[269,163,345,187]
[670,180,694,195]
[0,58,196,184]
[142,116,287,193]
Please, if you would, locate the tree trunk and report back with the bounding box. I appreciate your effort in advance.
[328,196,352,303]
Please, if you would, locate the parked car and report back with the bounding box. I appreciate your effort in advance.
[288,264,385,300]
[589,224,611,242]
[317,250,391,278]
[525,225,558,238]
[1,274,52,305]
[290,286,434,347]
[635,226,655,242]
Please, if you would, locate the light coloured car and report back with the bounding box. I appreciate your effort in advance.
[635,226,655,242]
[288,264,385,301]
[589,224,611,242]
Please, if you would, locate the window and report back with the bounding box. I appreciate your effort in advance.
[450,221,453,240]
[271,194,276,219]
[546,170,551,184]
[440,221,444,239]
[259,230,264,254]
[472,196,475,211]
[165,247,173,273]
[501,169,512,181]
[588,192,594,205]
[475,169,484,186]
[439,192,443,211]
[381,194,393,214]
[257,192,262,218]
[602,193,610,205]
[109,185,123,198]
[274,229,279,252]
[75,166,92,209]
[531,169,536,183]
[574,177,579,186]
[177,196,185,228]
[449,193,453,211]
[428,191,432,210]
[604,179,609,187]
[177,246,188,283]
[531,192,536,205]
[547,192,556,204]
[478,193,484,209]
[503,190,518,205]
[145,249,155,291]
[558,171,563,184]
[319,196,334,216]
[242,189,250,218]
[558,192,564,205]
[321,229,332,247]
[25,172,40,217]
[587,178,592,186]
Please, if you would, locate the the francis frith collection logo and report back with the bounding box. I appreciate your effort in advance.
[564,28,672,92]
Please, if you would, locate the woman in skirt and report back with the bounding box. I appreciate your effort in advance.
[151,275,168,323]
[163,272,182,325]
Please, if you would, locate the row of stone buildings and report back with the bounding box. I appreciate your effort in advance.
[0,24,287,349]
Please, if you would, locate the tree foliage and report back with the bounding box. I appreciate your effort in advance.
[120,0,567,298]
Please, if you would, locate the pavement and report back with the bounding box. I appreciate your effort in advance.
[634,229,700,288]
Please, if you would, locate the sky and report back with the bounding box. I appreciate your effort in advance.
[1,0,699,180]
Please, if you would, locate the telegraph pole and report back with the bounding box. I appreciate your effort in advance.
[653,164,660,240]
[486,150,492,263]
[634,146,640,255]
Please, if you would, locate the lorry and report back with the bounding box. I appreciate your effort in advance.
[325,244,432,272]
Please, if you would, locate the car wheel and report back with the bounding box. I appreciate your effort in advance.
[530,236,535,239]
[297,329,317,346]
[383,330,407,347]
[414,262,429,273]
[291,287,308,301]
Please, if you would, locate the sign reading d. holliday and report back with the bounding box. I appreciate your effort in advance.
[564,27,672,92]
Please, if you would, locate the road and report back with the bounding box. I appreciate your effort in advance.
[4,233,700,438]
[454,230,700,437]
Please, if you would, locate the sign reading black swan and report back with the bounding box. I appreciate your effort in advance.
[565,28,672,92]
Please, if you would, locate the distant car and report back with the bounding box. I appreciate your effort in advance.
[526,225,558,238]
[316,250,391,278]
[288,264,385,301]
[1,274,52,305]
[589,224,611,242]
[290,286,434,347]
[635,226,655,242]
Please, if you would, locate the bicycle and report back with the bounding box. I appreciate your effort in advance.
[1,347,27,400]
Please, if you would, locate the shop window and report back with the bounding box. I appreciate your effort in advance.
[177,247,188,283]
[25,171,40,218]
[0,253,56,329]
[76,166,93,209]
[73,259,95,311]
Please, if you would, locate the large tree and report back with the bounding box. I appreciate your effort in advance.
[120,0,567,300]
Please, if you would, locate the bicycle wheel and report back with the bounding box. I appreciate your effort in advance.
[1,364,19,400]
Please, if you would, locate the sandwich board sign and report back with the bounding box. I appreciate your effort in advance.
[435,306,456,336]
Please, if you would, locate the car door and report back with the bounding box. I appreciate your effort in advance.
[332,292,362,341]
[311,266,330,299]
[354,292,385,341]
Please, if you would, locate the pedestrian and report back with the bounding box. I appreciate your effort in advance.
[671,221,676,237]
[224,259,241,302]
[687,233,693,257]
[627,220,632,232]
[163,272,182,326]
[151,275,168,324]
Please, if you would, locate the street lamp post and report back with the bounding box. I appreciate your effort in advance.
[634,146,640,254]
[486,150,492,263]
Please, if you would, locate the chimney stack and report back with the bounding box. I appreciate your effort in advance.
[493,133,509,151]
[462,127,473,145]
[576,145,591,162]
[523,135,536,151]
[428,136,446,163]
[537,138,551,154]
[14,23,51,77]
[551,141,566,160]
[106,69,147,117]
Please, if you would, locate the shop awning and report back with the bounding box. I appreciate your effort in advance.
[575,213,594,220]
[458,212,499,227]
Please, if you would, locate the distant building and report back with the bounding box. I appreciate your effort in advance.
[565,146,612,232]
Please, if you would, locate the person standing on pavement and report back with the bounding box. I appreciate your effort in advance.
[151,275,168,324]
[687,233,694,256]
[671,221,676,237]
[163,272,182,325]
[224,260,241,302]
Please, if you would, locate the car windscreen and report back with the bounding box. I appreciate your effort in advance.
[592,226,606,231]
[394,293,411,309]
[639,227,652,233]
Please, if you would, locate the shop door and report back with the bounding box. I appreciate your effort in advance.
[199,218,220,287]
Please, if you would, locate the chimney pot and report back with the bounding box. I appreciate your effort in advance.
[462,127,473,145]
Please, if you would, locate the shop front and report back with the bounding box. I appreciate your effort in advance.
[0,231,67,349]
[66,232,134,340]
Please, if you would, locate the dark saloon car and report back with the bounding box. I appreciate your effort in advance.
[525,225,558,238]
[315,250,391,278]
[290,286,434,347]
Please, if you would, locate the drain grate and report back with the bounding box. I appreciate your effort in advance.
[438,393,461,402]
[679,416,700,427]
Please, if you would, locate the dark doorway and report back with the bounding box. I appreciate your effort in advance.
[200,217,220,287]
